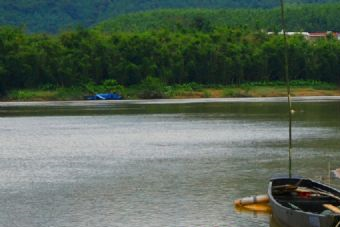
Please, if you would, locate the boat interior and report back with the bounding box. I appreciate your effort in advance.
[271,178,340,214]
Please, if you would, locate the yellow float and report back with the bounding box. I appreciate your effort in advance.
[234,194,272,213]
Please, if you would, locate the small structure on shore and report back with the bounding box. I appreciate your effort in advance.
[268,31,340,41]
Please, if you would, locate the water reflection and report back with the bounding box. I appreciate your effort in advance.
[235,210,284,227]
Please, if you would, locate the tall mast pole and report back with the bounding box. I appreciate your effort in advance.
[280,0,293,178]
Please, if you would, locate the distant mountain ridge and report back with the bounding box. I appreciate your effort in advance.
[96,3,340,33]
[0,0,337,33]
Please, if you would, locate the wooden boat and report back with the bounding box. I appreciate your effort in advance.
[269,177,340,227]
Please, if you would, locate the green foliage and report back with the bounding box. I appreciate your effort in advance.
[222,88,252,97]
[289,80,337,90]
[138,76,167,99]
[222,88,239,97]
[7,87,84,101]
[203,90,212,98]
[0,1,339,33]
[97,4,340,33]
[240,80,337,88]
[164,83,200,97]
[186,82,204,91]
[102,80,125,94]
[85,80,125,95]
[0,65,6,95]
[0,25,340,99]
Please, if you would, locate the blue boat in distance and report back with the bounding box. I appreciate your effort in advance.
[84,93,122,100]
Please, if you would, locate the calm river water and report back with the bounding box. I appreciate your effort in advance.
[0,98,340,227]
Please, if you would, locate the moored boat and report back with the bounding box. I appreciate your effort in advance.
[269,177,340,227]
[84,93,122,100]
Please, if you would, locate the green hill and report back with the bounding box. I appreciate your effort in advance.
[96,3,340,33]
[0,0,337,33]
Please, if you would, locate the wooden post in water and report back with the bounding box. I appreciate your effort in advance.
[280,0,293,178]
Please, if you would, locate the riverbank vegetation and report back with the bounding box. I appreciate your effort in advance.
[1,25,340,100]
[5,80,339,101]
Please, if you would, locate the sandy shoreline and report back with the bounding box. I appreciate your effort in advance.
[1,96,340,107]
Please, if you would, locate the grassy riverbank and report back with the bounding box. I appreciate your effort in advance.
[3,80,339,101]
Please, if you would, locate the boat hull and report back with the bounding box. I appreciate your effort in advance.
[269,177,340,227]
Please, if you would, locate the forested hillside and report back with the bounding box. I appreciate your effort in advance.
[1,1,340,98]
[96,3,340,33]
[0,0,337,33]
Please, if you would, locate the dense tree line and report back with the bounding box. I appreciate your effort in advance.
[0,0,337,33]
[1,26,340,96]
